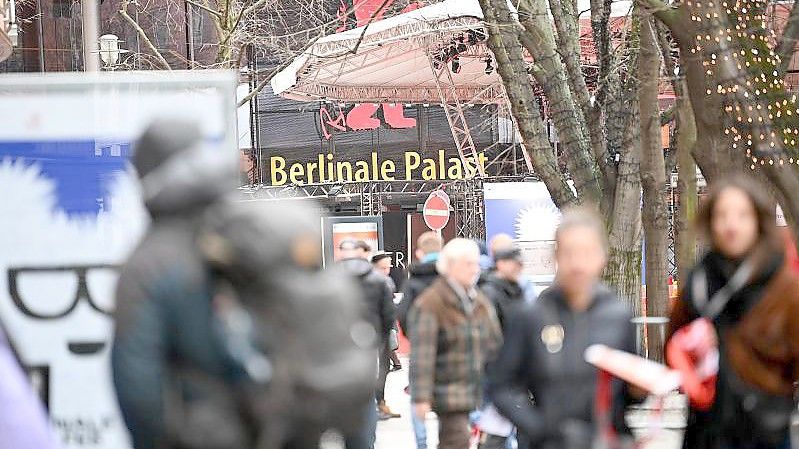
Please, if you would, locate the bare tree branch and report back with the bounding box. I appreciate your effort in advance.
[186,0,223,19]
[119,0,172,70]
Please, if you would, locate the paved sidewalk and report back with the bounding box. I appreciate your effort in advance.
[376,360,438,449]
[374,358,685,449]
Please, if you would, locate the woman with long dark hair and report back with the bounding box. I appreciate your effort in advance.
[668,176,799,449]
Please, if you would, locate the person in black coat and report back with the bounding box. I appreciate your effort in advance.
[480,246,526,331]
[487,208,638,449]
[397,231,443,334]
[396,231,442,449]
[337,239,395,449]
[477,245,526,449]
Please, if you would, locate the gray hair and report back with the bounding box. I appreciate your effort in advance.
[436,238,480,275]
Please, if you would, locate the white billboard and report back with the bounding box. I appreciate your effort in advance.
[0,71,237,449]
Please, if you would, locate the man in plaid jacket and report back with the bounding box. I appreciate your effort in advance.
[409,238,503,449]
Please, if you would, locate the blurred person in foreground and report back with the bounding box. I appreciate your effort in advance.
[370,251,402,420]
[409,238,502,449]
[487,207,637,449]
[0,322,60,449]
[667,177,799,449]
[337,239,396,449]
[397,231,443,449]
[112,120,249,449]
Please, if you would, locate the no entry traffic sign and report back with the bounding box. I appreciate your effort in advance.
[423,191,450,231]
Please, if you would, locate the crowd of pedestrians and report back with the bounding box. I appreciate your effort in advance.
[2,120,799,449]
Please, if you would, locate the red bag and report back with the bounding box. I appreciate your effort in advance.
[665,318,719,411]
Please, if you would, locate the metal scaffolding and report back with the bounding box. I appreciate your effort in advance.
[238,175,531,239]
[427,51,485,177]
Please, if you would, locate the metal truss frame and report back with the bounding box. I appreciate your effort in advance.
[237,175,533,239]
[305,16,482,58]
[288,83,504,105]
[427,51,485,177]
[497,84,534,172]
[667,179,677,279]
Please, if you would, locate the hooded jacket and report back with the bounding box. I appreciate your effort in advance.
[338,257,395,344]
[112,121,245,449]
[397,260,439,333]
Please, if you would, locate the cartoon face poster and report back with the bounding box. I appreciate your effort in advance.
[0,73,236,449]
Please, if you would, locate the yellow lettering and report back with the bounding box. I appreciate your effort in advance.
[327,154,334,182]
[307,161,317,184]
[405,152,420,180]
[464,158,477,178]
[354,161,370,181]
[371,152,379,180]
[422,158,437,180]
[271,157,287,186]
[438,150,446,179]
[317,154,326,183]
[337,161,353,182]
[381,160,396,181]
[289,163,304,185]
[478,152,488,174]
[447,157,463,179]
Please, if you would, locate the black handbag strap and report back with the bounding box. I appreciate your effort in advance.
[692,258,755,320]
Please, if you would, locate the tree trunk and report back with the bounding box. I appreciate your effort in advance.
[638,15,669,360]
[516,0,604,204]
[480,0,578,208]
[605,95,643,313]
[605,161,643,315]
[548,0,611,189]
[645,0,799,236]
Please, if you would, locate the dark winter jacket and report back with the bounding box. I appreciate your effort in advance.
[409,277,502,413]
[339,258,395,344]
[398,260,438,333]
[669,250,799,449]
[487,284,636,449]
[112,121,246,449]
[479,274,525,331]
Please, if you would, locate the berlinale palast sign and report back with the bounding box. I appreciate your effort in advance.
[269,150,487,186]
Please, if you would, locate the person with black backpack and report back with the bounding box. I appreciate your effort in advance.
[112,120,250,449]
[113,121,375,449]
